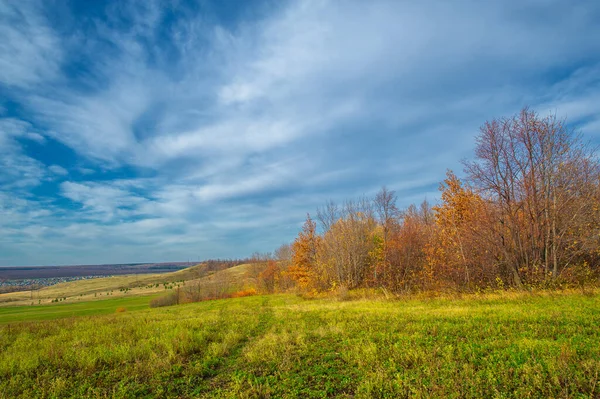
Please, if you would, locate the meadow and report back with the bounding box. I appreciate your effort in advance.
[1,291,599,398]
[0,295,156,323]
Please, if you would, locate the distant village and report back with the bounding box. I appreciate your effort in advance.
[0,275,110,291]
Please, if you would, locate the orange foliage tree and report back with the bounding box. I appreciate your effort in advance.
[427,171,497,289]
[258,260,280,293]
[289,214,321,290]
[280,108,600,293]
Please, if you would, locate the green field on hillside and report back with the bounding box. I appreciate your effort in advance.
[1,292,599,398]
[0,295,157,323]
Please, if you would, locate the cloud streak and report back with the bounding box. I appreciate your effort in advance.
[1,0,599,265]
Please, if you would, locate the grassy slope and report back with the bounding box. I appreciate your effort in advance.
[0,263,252,307]
[1,291,599,398]
[0,295,158,323]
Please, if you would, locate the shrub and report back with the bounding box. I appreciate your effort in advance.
[336,285,350,301]
[149,292,179,308]
[230,288,258,298]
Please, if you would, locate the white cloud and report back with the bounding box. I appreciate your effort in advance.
[48,165,68,176]
[0,118,47,189]
[1,0,600,265]
[0,1,62,88]
[60,180,154,222]
[28,80,153,165]
[77,167,96,175]
[534,64,600,137]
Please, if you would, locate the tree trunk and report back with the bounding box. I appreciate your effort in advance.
[552,189,558,276]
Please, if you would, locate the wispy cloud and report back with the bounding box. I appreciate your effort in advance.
[0,118,47,189]
[1,0,599,265]
[0,1,62,88]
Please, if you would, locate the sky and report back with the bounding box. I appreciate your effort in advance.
[1,0,600,266]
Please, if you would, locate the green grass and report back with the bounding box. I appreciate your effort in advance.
[1,292,599,398]
[0,295,156,323]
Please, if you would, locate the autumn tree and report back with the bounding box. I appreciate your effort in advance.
[465,107,600,286]
[258,260,280,293]
[274,243,295,290]
[428,171,498,288]
[289,214,321,290]
[320,207,377,288]
[389,201,434,291]
[317,200,339,233]
[274,244,292,264]
[283,108,599,293]
[373,186,399,284]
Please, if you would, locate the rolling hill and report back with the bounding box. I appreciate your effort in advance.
[0,262,259,307]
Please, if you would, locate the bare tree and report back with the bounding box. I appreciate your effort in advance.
[317,200,339,233]
[274,243,293,263]
[373,186,399,283]
[464,107,600,286]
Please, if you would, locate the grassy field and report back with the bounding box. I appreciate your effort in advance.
[1,291,599,398]
[0,295,157,323]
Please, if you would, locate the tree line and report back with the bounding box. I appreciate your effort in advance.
[271,108,600,293]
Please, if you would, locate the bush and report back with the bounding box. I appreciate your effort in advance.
[149,292,179,308]
[336,285,350,301]
[230,288,258,298]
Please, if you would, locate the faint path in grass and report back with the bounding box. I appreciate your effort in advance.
[196,296,276,396]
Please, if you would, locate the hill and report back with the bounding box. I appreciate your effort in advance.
[0,263,256,307]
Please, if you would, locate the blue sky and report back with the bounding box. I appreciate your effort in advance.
[1,0,600,266]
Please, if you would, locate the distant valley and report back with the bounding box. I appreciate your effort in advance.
[0,262,192,280]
